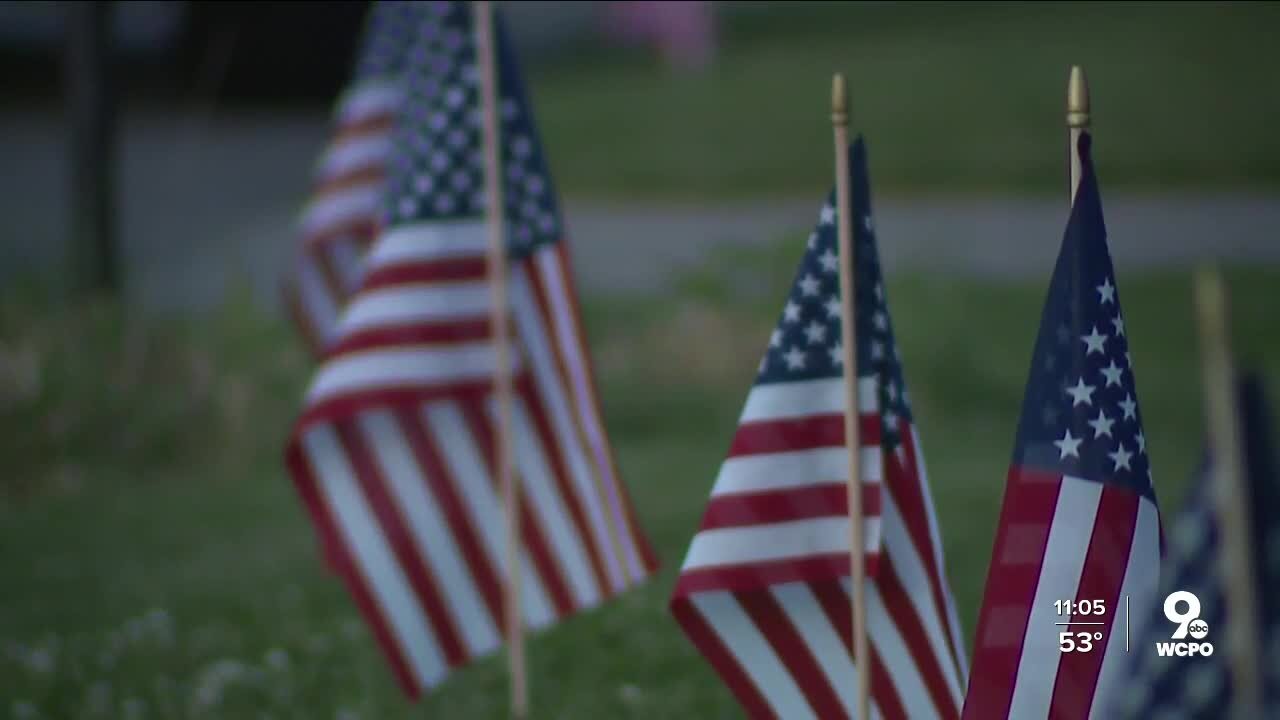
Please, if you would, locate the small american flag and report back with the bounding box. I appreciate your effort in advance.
[962,133,1164,719]
[284,1,426,355]
[669,137,968,719]
[1107,373,1280,719]
[285,1,658,698]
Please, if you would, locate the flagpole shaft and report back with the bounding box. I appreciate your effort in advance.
[475,3,528,717]
[831,72,871,720]
[1193,267,1261,720]
[1067,65,1089,205]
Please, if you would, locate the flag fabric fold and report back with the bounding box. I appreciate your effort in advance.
[1106,372,1280,718]
[669,137,967,720]
[962,133,1164,719]
[285,1,658,699]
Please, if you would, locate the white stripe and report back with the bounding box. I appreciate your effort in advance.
[336,81,401,125]
[691,591,818,720]
[771,582,862,719]
[296,254,340,346]
[301,185,382,238]
[510,269,624,591]
[1089,495,1161,719]
[711,446,883,497]
[681,516,882,573]
[500,397,602,609]
[307,344,509,404]
[910,426,969,680]
[880,490,965,704]
[328,238,365,294]
[1007,476,1102,719]
[740,376,878,423]
[317,135,393,182]
[857,579,944,720]
[424,401,556,629]
[365,221,487,270]
[302,424,446,689]
[358,410,502,658]
[338,282,491,335]
[533,249,644,584]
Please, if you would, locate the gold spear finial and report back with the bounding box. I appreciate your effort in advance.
[832,72,849,128]
[1067,65,1091,129]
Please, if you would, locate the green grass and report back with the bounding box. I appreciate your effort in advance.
[528,1,1280,200]
[2,255,1279,718]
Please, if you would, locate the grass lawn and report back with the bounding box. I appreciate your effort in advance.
[529,1,1280,200]
[1,249,1278,718]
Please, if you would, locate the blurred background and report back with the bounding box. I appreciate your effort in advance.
[2,1,1278,718]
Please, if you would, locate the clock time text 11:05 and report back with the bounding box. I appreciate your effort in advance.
[1054,599,1106,616]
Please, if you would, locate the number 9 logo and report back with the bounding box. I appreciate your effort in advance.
[1163,590,1201,639]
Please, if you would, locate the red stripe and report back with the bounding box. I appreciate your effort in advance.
[739,588,847,718]
[303,218,379,251]
[285,439,421,698]
[875,553,961,719]
[699,483,882,531]
[729,414,881,457]
[324,320,495,359]
[1047,487,1140,717]
[548,242,661,574]
[312,166,386,199]
[330,113,395,144]
[674,553,881,596]
[961,467,1064,720]
[670,596,775,719]
[296,382,495,432]
[811,579,909,720]
[458,396,577,617]
[334,420,468,667]
[363,257,488,289]
[894,429,965,674]
[395,407,507,636]
[516,374,614,602]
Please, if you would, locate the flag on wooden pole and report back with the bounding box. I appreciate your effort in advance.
[961,131,1164,719]
[285,1,659,699]
[669,137,968,720]
[284,1,427,355]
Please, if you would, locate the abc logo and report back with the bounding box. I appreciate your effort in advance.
[1156,590,1214,657]
[1187,619,1209,640]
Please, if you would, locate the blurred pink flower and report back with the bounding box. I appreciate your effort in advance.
[601,1,717,71]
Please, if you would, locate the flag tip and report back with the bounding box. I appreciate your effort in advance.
[1067,65,1090,128]
[831,72,849,128]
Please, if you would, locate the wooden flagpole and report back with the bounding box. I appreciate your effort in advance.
[831,72,870,720]
[1067,65,1089,205]
[1192,267,1262,720]
[474,2,528,717]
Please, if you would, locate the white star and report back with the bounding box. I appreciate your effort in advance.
[824,296,841,320]
[884,412,899,432]
[1054,429,1083,459]
[758,356,768,373]
[1111,314,1126,337]
[886,381,898,402]
[798,273,822,297]
[862,215,874,232]
[1136,430,1146,454]
[783,301,802,323]
[1088,409,1115,438]
[1097,277,1116,305]
[1119,394,1137,421]
[769,329,783,348]
[783,346,807,371]
[819,205,835,225]
[1108,442,1134,472]
[828,342,843,367]
[803,321,827,345]
[874,283,884,300]
[873,312,888,331]
[870,341,884,360]
[1066,377,1097,407]
[807,232,818,250]
[1126,350,1132,368]
[1100,360,1124,388]
[818,249,839,273]
[1081,326,1107,355]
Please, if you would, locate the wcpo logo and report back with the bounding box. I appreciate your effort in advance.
[1155,590,1214,657]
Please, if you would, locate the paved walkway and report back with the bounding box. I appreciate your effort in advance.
[3,111,1278,314]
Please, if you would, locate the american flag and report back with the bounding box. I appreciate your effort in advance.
[284,1,425,355]
[669,137,968,720]
[1107,373,1280,719]
[285,2,659,698]
[961,133,1164,719]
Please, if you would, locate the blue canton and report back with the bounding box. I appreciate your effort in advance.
[756,137,914,447]
[353,1,430,82]
[1111,374,1280,719]
[386,1,562,259]
[1012,134,1154,500]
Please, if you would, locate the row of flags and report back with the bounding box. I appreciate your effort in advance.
[279,2,1279,717]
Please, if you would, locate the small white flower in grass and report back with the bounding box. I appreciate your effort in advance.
[191,659,251,712]
[12,701,38,719]
[618,684,642,704]
[265,648,290,672]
